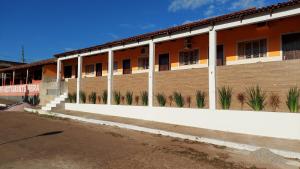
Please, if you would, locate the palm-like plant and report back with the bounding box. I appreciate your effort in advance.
[196,91,205,108]
[126,91,133,105]
[113,91,121,105]
[141,91,148,106]
[286,87,299,113]
[88,92,97,104]
[246,86,266,111]
[79,91,86,103]
[156,93,166,106]
[173,92,184,107]
[218,86,232,109]
[102,90,108,104]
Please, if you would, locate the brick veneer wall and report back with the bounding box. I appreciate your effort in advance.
[66,59,300,112]
[216,59,300,112]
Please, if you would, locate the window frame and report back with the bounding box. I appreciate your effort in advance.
[84,64,95,76]
[178,48,200,66]
[237,38,268,60]
[138,56,149,70]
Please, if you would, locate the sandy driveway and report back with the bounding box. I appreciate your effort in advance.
[0,111,296,169]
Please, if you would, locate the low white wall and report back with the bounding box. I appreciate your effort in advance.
[65,103,300,140]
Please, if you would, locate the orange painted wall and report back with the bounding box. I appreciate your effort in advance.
[82,53,108,77]
[155,34,209,68]
[43,64,57,78]
[218,15,300,61]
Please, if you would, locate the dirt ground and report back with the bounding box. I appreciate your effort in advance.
[0,111,298,169]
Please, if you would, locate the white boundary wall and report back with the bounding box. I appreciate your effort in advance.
[65,103,300,140]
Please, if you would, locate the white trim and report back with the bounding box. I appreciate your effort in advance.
[133,69,149,74]
[172,63,207,70]
[65,103,300,141]
[58,7,300,60]
[226,56,282,65]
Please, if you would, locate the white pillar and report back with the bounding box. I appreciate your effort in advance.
[1,73,3,86]
[26,69,29,84]
[76,56,82,104]
[148,42,155,107]
[12,71,15,85]
[56,60,61,95]
[209,30,217,110]
[107,50,114,105]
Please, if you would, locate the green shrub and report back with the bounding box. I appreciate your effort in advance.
[79,91,86,103]
[156,93,166,106]
[102,90,108,104]
[269,93,280,112]
[196,91,205,108]
[113,91,121,105]
[173,92,184,107]
[126,91,133,105]
[246,86,266,111]
[141,91,148,106]
[218,86,232,110]
[286,87,299,113]
[88,92,97,104]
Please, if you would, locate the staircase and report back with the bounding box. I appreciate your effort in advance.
[42,92,68,111]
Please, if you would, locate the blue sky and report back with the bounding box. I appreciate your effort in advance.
[0,0,284,63]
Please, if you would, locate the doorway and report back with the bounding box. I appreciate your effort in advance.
[96,63,102,77]
[159,53,170,71]
[122,59,131,74]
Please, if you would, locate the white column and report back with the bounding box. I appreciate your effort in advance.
[107,50,114,105]
[76,56,82,104]
[148,42,155,107]
[56,60,61,95]
[1,73,3,86]
[209,30,217,110]
[12,71,15,85]
[26,69,29,84]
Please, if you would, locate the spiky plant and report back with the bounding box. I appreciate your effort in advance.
[286,87,299,113]
[88,92,97,104]
[218,86,232,110]
[102,90,108,104]
[141,91,148,106]
[196,90,205,108]
[269,93,280,112]
[113,91,121,105]
[246,86,266,111]
[156,93,166,106]
[79,91,86,103]
[173,92,184,107]
[68,93,73,103]
[237,92,245,110]
[126,91,133,105]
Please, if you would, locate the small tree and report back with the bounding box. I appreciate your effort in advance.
[269,93,280,112]
[135,96,139,105]
[168,95,173,107]
[237,92,245,110]
[186,96,191,108]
